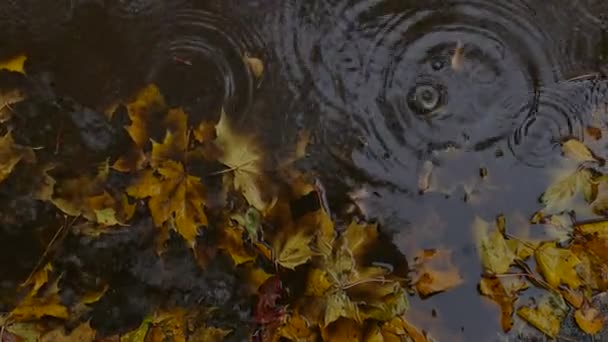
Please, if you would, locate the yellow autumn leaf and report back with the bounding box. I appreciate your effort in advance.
[275,311,316,341]
[575,219,608,239]
[127,160,207,247]
[0,54,27,74]
[124,84,167,148]
[218,225,256,265]
[214,108,274,211]
[10,278,69,321]
[120,316,152,342]
[472,216,516,274]
[0,131,36,184]
[541,168,592,212]
[324,292,360,327]
[535,242,584,289]
[517,293,568,338]
[341,220,379,260]
[561,138,600,163]
[413,249,464,298]
[321,318,362,342]
[305,268,334,297]
[274,229,315,270]
[20,262,53,295]
[574,305,604,335]
[40,321,96,342]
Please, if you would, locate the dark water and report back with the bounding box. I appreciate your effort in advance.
[3,0,608,340]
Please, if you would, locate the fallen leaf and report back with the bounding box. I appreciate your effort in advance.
[127,160,207,247]
[40,321,96,342]
[472,216,516,274]
[575,218,608,239]
[274,229,315,270]
[321,318,362,341]
[586,126,602,140]
[120,316,152,342]
[561,138,600,163]
[124,84,167,148]
[275,311,316,341]
[413,249,464,298]
[217,225,256,265]
[10,277,69,321]
[517,293,568,338]
[535,242,584,289]
[541,168,593,213]
[574,304,604,335]
[20,263,53,295]
[214,108,273,211]
[0,55,27,74]
[0,132,36,184]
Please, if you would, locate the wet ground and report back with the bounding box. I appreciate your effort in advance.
[3,0,608,341]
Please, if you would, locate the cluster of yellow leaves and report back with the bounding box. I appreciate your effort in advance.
[474,137,608,338]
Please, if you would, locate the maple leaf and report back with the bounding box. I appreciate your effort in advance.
[479,276,529,331]
[217,224,256,266]
[214,108,275,211]
[127,160,207,247]
[299,219,407,328]
[413,249,464,298]
[124,84,167,149]
[535,242,585,289]
[0,131,36,184]
[541,167,594,213]
[472,216,516,274]
[516,293,568,338]
[274,229,316,270]
[0,55,27,74]
[10,275,68,321]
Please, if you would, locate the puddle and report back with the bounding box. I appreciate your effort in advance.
[2,0,608,340]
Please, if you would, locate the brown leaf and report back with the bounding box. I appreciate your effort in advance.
[217,225,256,265]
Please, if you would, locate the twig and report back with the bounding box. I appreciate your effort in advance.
[21,216,77,287]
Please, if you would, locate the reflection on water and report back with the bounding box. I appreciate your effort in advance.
[3,0,608,340]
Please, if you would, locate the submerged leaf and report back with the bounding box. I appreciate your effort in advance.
[541,168,593,212]
[414,249,464,298]
[473,216,516,274]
